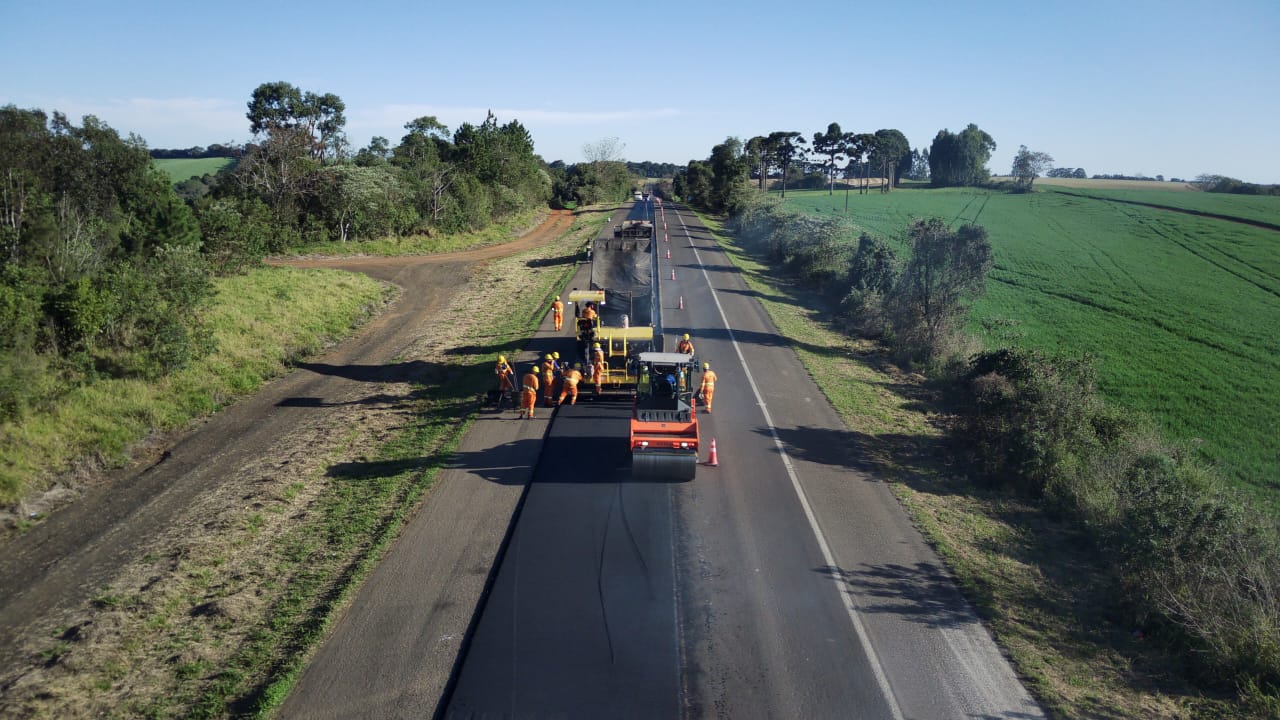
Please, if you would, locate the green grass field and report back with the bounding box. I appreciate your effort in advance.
[153,157,235,182]
[783,185,1280,508]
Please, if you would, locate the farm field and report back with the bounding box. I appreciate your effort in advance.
[783,186,1280,508]
[152,157,234,181]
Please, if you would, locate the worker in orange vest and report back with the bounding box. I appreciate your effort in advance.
[699,362,717,413]
[495,355,515,410]
[495,355,514,389]
[581,301,597,322]
[519,366,540,419]
[558,365,583,406]
[551,296,564,331]
[541,354,559,406]
[591,344,606,397]
[676,333,695,355]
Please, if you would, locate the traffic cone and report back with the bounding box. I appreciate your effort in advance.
[670,268,676,280]
[666,248,671,259]
[664,233,669,242]
[678,295,684,310]
[706,438,718,467]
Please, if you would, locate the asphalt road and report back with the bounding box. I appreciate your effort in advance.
[286,200,1044,719]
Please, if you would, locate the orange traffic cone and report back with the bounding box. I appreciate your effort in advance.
[664,233,669,242]
[670,268,676,280]
[678,295,684,310]
[666,247,671,259]
[706,438,719,467]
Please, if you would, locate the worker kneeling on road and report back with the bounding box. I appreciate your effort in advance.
[699,362,717,413]
[676,333,695,355]
[519,366,540,419]
[558,365,583,406]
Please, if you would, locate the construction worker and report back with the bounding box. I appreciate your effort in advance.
[676,333,695,355]
[519,365,540,419]
[592,344,607,397]
[558,365,583,405]
[581,301,597,322]
[495,355,515,410]
[542,354,559,406]
[699,362,717,413]
[551,296,564,331]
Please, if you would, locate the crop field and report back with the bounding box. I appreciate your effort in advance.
[783,187,1280,507]
[152,157,235,181]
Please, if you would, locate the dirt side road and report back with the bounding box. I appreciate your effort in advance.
[0,210,575,716]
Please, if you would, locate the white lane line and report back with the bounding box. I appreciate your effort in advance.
[673,208,906,720]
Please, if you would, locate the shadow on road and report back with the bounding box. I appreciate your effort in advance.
[695,326,845,360]
[815,562,977,630]
[715,286,800,307]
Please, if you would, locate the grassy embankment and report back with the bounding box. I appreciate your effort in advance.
[288,208,546,257]
[152,158,236,182]
[9,208,611,719]
[698,209,1262,718]
[785,186,1280,510]
[0,268,392,509]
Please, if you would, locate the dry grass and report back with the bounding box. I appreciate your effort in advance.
[0,209,612,719]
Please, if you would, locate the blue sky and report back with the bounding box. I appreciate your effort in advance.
[3,0,1278,183]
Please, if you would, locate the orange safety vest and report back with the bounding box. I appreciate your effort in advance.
[700,370,717,391]
[552,300,563,315]
[676,339,694,354]
[562,369,582,387]
[521,372,539,392]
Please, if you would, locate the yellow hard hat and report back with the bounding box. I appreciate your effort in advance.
[545,354,552,360]
[682,333,690,340]
[498,355,506,363]
[555,295,560,300]
[593,343,601,349]
[703,362,709,370]
[553,351,560,359]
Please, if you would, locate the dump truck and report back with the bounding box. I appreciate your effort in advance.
[630,351,700,481]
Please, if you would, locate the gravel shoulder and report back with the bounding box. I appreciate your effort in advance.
[0,209,584,717]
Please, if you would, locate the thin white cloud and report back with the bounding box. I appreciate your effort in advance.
[348,104,680,132]
[8,96,249,147]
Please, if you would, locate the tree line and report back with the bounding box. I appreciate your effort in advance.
[671,121,1038,214]
[1,81,636,425]
[149,144,241,160]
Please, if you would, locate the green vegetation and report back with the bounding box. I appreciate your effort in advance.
[699,208,1280,718]
[285,208,543,257]
[153,157,235,182]
[782,186,1280,506]
[0,266,391,505]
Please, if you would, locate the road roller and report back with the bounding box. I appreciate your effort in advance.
[630,351,700,481]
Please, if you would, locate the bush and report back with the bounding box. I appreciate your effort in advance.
[958,348,1115,500]
[0,347,53,421]
[195,198,270,275]
[957,346,1280,691]
[1110,453,1280,688]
